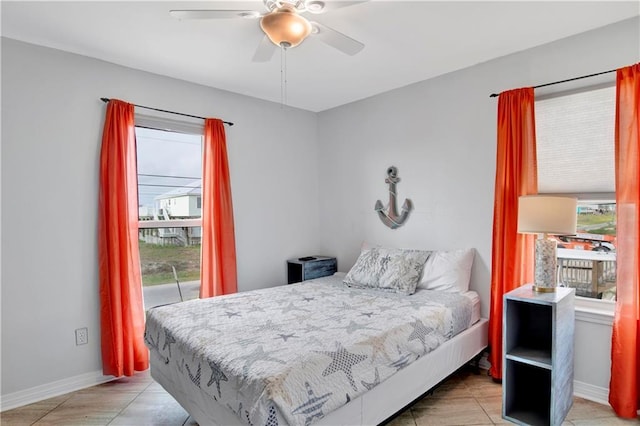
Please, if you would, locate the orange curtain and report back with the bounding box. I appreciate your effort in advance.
[488,88,538,380]
[200,119,238,298]
[609,63,640,419]
[98,99,149,377]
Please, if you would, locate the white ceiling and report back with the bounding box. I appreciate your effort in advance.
[2,1,639,112]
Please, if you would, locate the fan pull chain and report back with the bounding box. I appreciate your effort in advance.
[280,46,283,107]
[280,45,288,108]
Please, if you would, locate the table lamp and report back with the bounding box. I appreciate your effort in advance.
[517,195,577,292]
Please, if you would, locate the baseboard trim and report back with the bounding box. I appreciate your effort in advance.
[574,379,610,406]
[1,370,114,412]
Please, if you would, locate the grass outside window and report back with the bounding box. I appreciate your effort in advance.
[139,241,200,286]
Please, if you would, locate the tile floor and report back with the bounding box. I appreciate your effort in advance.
[1,367,634,425]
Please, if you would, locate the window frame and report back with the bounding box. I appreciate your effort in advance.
[135,115,205,295]
[534,83,617,313]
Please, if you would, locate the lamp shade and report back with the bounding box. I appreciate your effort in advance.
[517,195,577,235]
[260,6,312,48]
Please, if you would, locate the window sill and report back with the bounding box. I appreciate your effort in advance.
[575,296,615,326]
[138,218,202,228]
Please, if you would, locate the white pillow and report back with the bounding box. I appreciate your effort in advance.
[361,241,376,251]
[343,247,431,295]
[418,248,475,293]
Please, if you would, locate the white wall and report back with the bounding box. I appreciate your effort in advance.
[1,38,321,403]
[316,17,638,401]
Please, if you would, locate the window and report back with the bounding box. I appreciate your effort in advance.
[535,85,617,303]
[135,117,203,308]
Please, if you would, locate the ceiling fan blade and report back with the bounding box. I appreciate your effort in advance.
[310,22,364,56]
[252,35,278,62]
[169,10,262,20]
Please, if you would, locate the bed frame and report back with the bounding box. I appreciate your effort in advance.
[150,318,488,426]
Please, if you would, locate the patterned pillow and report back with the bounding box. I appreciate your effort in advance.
[343,247,431,295]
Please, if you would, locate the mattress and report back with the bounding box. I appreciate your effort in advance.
[150,318,489,426]
[464,290,481,325]
[145,274,477,426]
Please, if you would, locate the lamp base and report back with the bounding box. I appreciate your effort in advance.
[534,237,557,292]
[532,285,556,293]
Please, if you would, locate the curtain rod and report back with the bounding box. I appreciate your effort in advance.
[100,97,234,126]
[489,68,617,98]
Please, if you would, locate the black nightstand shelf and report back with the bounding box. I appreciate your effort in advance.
[287,256,337,284]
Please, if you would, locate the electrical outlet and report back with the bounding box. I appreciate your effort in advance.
[75,327,88,346]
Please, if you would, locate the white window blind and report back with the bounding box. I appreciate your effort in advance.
[535,86,615,194]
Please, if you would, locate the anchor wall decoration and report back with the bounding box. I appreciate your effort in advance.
[374,166,414,229]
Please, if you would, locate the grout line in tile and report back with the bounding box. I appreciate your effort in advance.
[26,393,75,426]
[478,397,498,426]
[476,395,495,425]
[105,386,147,425]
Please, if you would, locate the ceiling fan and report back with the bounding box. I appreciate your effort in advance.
[170,0,365,62]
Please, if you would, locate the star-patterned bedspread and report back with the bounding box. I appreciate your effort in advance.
[144,273,473,426]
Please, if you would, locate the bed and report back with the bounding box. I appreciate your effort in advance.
[145,247,488,426]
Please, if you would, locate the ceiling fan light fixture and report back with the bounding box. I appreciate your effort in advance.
[260,6,312,48]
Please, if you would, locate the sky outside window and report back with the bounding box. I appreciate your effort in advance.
[135,127,203,212]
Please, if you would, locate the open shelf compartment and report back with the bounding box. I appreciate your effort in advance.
[504,299,552,367]
[504,360,552,426]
